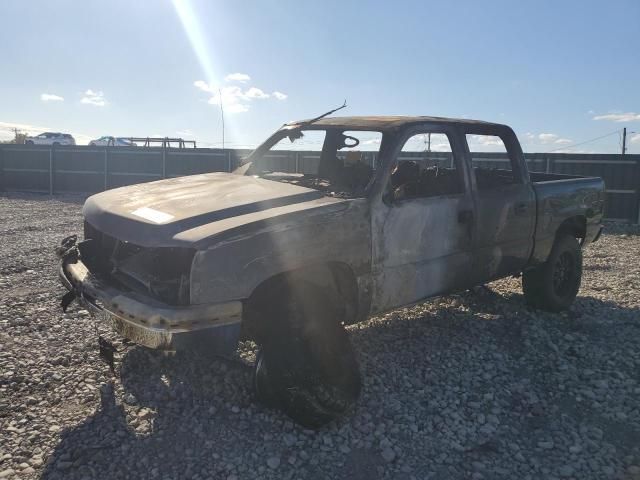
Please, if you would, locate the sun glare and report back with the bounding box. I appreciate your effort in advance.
[172,0,237,145]
[171,0,219,84]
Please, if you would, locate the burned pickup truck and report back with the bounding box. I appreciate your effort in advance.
[58,115,604,427]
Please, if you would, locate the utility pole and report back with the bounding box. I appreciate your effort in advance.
[622,127,627,155]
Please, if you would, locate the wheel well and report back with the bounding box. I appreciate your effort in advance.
[557,216,586,241]
[242,262,359,340]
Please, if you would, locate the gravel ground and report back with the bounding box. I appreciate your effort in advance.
[1,192,640,480]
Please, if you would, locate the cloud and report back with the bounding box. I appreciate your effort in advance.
[536,133,572,145]
[547,148,597,154]
[225,73,251,83]
[631,134,640,145]
[205,86,269,103]
[41,93,64,102]
[468,135,504,147]
[519,132,575,153]
[593,112,640,122]
[538,133,559,143]
[81,89,107,107]
[225,104,250,113]
[244,87,269,99]
[176,129,194,137]
[195,76,284,113]
[194,80,213,93]
[207,86,243,105]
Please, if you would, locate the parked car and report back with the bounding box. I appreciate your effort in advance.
[25,132,75,146]
[57,115,605,428]
[89,136,136,147]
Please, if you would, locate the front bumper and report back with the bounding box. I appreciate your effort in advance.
[58,246,242,353]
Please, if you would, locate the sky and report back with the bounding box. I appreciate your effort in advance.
[0,0,639,153]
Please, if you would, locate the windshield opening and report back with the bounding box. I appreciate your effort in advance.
[243,128,383,198]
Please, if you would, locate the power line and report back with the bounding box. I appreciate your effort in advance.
[547,129,623,153]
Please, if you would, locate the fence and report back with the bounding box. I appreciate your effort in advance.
[0,144,639,223]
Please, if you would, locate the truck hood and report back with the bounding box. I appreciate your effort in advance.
[83,172,347,248]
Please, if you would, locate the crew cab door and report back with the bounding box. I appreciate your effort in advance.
[370,126,475,313]
[463,126,536,281]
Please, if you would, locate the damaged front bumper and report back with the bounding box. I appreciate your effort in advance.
[57,238,242,354]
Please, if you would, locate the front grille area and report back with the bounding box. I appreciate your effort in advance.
[83,221,195,306]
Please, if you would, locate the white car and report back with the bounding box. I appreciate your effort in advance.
[25,132,76,146]
[89,136,136,147]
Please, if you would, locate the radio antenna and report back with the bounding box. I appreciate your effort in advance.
[300,100,348,127]
[219,88,225,151]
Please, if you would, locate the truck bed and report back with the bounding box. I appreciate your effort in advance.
[529,172,605,264]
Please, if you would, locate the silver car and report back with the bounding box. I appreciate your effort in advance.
[25,132,75,146]
[89,136,136,147]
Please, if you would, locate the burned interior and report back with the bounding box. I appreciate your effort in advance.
[243,126,382,198]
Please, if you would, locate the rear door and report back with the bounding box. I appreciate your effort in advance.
[463,126,536,281]
[370,126,475,312]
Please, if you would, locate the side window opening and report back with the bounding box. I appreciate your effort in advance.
[389,132,463,201]
[466,134,518,190]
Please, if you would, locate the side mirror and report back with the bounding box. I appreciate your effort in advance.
[338,134,360,149]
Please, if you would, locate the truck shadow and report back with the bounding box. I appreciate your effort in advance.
[40,347,258,480]
[41,292,640,480]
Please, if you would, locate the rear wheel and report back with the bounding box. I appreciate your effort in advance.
[252,279,361,429]
[523,234,582,312]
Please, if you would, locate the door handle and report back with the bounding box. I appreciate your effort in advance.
[514,202,528,215]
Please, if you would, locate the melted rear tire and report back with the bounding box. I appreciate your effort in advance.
[253,280,361,429]
[523,234,582,312]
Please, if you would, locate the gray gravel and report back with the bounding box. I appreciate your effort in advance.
[1,192,640,480]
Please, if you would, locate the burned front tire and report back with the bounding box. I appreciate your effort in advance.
[253,349,280,409]
[523,234,582,312]
[252,280,361,429]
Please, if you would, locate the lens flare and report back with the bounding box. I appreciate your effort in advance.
[172,0,219,83]
[172,0,233,143]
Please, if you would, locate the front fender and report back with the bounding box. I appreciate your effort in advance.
[189,200,371,304]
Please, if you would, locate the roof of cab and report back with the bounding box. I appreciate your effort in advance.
[285,115,502,131]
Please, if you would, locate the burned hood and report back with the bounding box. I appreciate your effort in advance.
[83,172,348,248]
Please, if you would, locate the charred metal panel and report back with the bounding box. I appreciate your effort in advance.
[82,172,338,248]
[370,195,474,313]
[530,177,605,263]
[470,183,536,280]
[189,200,371,305]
